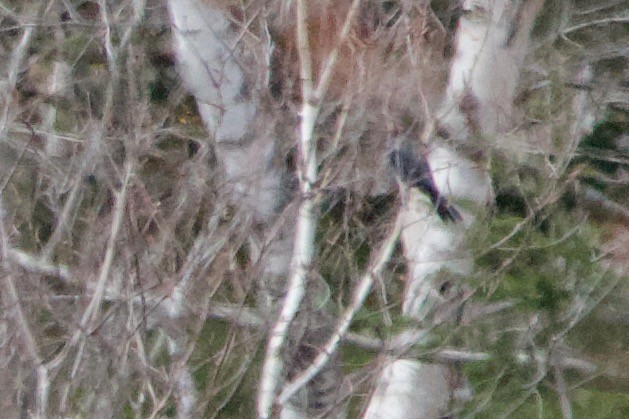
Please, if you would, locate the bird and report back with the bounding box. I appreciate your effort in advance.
[389,148,462,223]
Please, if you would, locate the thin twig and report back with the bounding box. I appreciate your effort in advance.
[79,160,133,329]
[313,0,362,101]
[257,0,319,415]
[7,248,71,280]
[0,199,48,417]
[553,363,573,419]
[279,211,403,403]
[563,17,629,34]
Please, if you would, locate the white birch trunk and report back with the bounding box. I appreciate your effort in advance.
[168,2,339,417]
[365,1,544,417]
[168,1,294,416]
[167,0,293,300]
[168,0,281,224]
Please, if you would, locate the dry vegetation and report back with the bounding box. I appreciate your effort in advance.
[0,0,627,417]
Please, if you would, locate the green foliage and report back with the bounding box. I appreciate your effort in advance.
[189,319,262,417]
[573,111,629,202]
[480,152,604,313]
[341,342,377,374]
[458,140,626,414]
[463,358,558,418]
[463,365,629,419]
[568,310,629,362]
[317,192,396,306]
[572,388,629,419]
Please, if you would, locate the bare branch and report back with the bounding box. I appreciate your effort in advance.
[7,248,71,280]
[0,198,49,417]
[553,363,573,419]
[79,160,133,329]
[279,211,403,404]
[563,17,629,35]
[257,1,320,413]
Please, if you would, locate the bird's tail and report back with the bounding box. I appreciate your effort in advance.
[436,196,463,223]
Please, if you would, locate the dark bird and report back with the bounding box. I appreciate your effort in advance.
[389,148,463,223]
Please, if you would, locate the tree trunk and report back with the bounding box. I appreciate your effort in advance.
[167,1,342,417]
[364,1,545,417]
